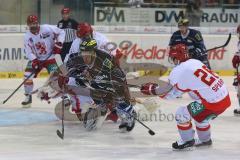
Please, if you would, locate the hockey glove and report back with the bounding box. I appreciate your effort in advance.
[32,59,41,70]
[53,42,63,54]
[232,53,240,68]
[141,83,158,95]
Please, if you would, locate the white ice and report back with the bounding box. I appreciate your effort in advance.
[0,77,239,160]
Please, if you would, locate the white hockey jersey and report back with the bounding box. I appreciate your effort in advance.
[24,24,65,61]
[160,59,230,111]
[64,31,109,62]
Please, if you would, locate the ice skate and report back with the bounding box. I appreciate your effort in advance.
[21,94,32,108]
[172,139,195,151]
[234,108,240,116]
[195,139,212,147]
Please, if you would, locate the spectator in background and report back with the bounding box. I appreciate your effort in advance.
[128,0,143,7]
[185,0,203,26]
[57,7,78,61]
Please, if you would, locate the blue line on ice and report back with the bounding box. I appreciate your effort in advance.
[0,109,57,126]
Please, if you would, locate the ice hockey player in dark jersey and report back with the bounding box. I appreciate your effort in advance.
[169,18,211,69]
[58,38,136,132]
[57,7,78,60]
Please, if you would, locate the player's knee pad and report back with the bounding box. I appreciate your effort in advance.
[175,106,192,129]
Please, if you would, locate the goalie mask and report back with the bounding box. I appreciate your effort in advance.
[168,43,189,65]
[27,15,40,35]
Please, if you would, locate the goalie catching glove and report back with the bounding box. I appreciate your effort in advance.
[141,83,158,95]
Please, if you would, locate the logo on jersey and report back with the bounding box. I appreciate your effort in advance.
[103,59,113,69]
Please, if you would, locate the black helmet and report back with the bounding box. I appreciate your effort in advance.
[80,38,97,51]
[178,18,189,27]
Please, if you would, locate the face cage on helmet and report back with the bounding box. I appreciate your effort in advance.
[168,56,180,65]
[28,22,39,34]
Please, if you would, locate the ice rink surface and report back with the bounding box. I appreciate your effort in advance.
[0,77,239,160]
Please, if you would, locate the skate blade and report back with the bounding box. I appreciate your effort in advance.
[22,104,32,108]
[172,146,195,151]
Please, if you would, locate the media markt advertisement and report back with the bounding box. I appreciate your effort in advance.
[94,7,240,27]
[0,33,236,77]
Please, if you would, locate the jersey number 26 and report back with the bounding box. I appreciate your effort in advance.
[194,65,219,86]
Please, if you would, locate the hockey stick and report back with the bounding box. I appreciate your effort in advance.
[2,72,35,104]
[2,55,52,104]
[56,95,65,139]
[134,116,155,135]
[55,54,67,140]
[117,105,155,136]
[206,33,231,52]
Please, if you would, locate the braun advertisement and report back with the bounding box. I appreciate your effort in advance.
[94,7,240,27]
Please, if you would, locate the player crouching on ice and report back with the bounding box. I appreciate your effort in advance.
[140,43,231,150]
[57,38,136,132]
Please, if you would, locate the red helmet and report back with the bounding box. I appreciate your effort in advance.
[168,43,189,63]
[27,15,40,34]
[61,7,70,14]
[27,15,38,25]
[77,22,93,38]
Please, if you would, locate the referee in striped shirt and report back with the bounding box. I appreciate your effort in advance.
[57,8,78,61]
